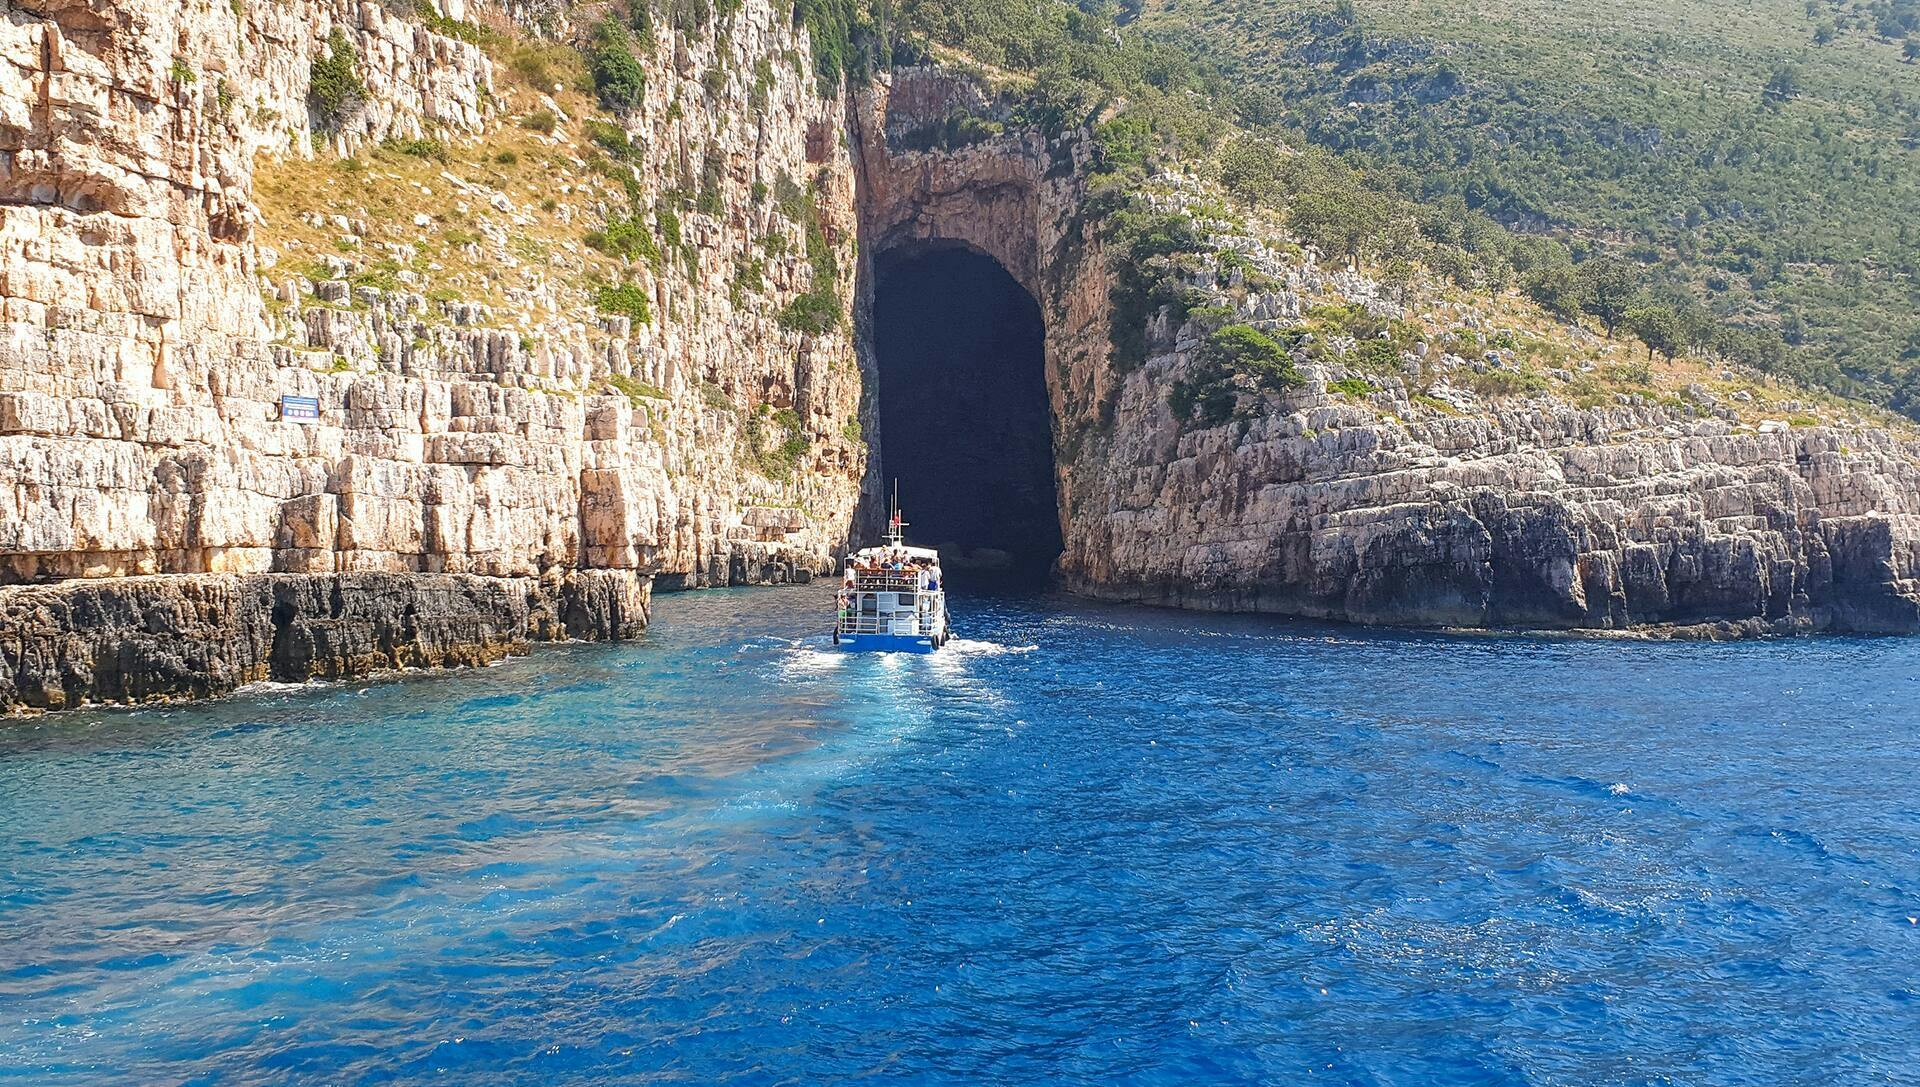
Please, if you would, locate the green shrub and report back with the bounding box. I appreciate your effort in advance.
[1330,376,1377,397]
[382,136,448,162]
[168,57,196,84]
[655,203,682,250]
[520,109,557,134]
[777,288,842,334]
[309,28,365,131]
[607,373,669,405]
[593,281,652,325]
[409,0,494,44]
[1104,207,1205,371]
[696,151,725,215]
[493,150,518,165]
[589,21,646,111]
[1169,324,1304,427]
[585,212,663,266]
[1350,338,1400,374]
[586,119,638,159]
[1201,324,1302,390]
[747,405,810,481]
[349,262,400,292]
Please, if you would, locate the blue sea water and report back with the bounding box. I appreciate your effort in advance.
[2,587,1919,1086]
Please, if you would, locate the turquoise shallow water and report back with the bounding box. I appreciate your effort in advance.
[2,586,1919,1085]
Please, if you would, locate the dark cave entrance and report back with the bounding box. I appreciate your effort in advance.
[873,245,1062,581]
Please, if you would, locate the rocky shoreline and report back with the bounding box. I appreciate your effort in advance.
[0,570,647,714]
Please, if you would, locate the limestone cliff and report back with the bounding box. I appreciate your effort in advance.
[854,73,1920,638]
[7,17,1920,713]
[1,0,867,709]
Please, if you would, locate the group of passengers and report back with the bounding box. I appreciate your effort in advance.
[842,549,942,592]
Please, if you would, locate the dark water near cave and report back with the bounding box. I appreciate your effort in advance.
[3,587,1919,1086]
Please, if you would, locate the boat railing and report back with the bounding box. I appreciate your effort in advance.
[835,588,944,637]
[850,572,929,593]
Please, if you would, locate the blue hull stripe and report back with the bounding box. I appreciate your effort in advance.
[837,633,937,653]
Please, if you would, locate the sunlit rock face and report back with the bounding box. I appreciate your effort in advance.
[6,14,1920,713]
[0,0,868,709]
[854,69,1920,637]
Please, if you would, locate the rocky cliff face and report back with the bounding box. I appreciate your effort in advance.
[1,0,868,709]
[856,80,1920,637]
[1049,181,1920,636]
[7,19,1920,711]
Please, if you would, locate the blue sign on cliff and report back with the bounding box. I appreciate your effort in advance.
[279,395,320,423]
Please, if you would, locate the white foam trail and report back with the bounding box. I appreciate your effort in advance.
[944,639,1038,656]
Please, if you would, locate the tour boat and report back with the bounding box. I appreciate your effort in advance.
[832,507,950,652]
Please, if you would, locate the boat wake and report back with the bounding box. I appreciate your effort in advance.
[943,638,1037,656]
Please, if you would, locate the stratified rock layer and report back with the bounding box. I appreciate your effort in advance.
[1,0,865,710]
[1065,393,1920,635]
[859,72,1920,637]
[0,569,647,711]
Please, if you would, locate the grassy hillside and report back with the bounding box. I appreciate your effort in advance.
[1139,0,1920,413]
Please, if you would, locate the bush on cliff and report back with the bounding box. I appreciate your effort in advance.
[1103,207,1207,371]
[1201,324,1303,390]
[777,289,842,334]
[593,281,653,325]
[590,21,647,111]
[1169,324,1304,427]
[585,211,663,268]
[309,28,365,131]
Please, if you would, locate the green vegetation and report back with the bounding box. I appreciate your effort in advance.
[382,137,449,163]
[607,373,670,405]
[521,109,557,134]
[1103,208,1206,370]
[308,28,365,131]
[505,38,589,91]
[585,210,664,266]
[776,178,845,334]
[731,256,766,306]
[1143,0,1920,414]
[795,0,894,95]
[593,281,653,324]
[589,20,647,111]
[349,260,401,292]
[746,406,811,480]
[168,57,196,84]
[1329,376,1378,397]
[409,0,496,45]
[1169,324,1305,425]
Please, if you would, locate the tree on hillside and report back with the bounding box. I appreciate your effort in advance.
[1523,260,1583,320]
[1576,257,1638,338]
[1814,21,1838,45]
[1625,303,1682,361]
[1764,63,1802,104]
[1904,36,1920,61]
[1289,186,1388,271]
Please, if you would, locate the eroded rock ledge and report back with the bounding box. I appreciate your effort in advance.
[0,569,648,713]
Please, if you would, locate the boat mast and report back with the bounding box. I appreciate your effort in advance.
[887,479,905,547]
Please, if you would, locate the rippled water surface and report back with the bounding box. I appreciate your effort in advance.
[4,587,1919,1085]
